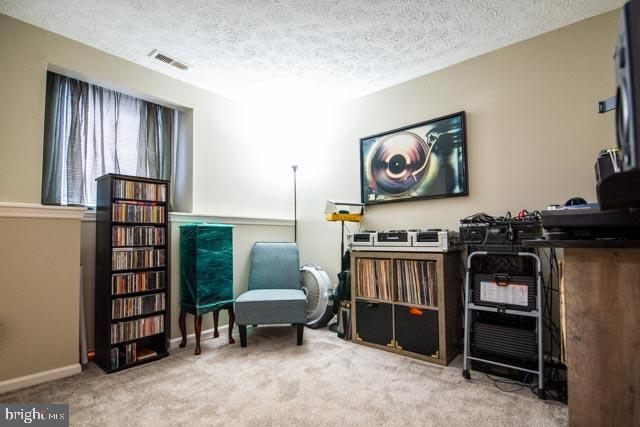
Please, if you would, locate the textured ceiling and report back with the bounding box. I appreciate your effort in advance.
[0,0,622,104]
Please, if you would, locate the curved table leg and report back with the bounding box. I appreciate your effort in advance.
[179,310,187,348]
[213,310,220,338]
[228,307,235,344]
[194,315,202,355]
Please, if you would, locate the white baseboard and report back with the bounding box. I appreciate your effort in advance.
[169,325,229,349]
[0,364,82,394]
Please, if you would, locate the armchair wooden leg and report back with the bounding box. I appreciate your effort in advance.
[239,325,247,347]
[178,310,187,348]
[228,307,236,344]
[296,324,304,345]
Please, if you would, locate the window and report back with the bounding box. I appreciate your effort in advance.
[42,72,174,207]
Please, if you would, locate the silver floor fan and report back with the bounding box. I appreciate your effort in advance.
[300,264,335,329]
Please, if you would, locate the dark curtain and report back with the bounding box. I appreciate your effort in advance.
[42,72,173,206]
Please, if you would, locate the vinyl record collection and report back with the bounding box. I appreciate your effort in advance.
[112,226,165,247]
[112,293,166,319]
[355,258,393,300]
[396,260,438,306]
[111,248,165,271]
[111,314,164,344]
[112,201,165,223]
[113,179,166,202]
[111,271,165,295]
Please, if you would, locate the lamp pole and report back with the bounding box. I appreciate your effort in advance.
[291,165,298,243]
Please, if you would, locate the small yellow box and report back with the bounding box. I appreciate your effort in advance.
[325,213,363,222]
[324,200,364,222]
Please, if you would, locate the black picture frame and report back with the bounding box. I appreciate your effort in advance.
[359,111,468,205]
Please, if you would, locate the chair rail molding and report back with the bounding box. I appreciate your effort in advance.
[0,202,86,220]
[80,210,294,226]
[169,212,294,227]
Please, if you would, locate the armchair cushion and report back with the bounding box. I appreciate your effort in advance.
[248,242,300,290]
[234,289,307,325]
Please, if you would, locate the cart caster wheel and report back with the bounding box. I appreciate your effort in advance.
[462,369,471,380]
[537,389,546,400]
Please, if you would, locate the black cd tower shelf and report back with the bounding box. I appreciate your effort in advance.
[95,174,170,373]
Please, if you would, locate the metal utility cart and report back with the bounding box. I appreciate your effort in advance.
[462,251,544,396]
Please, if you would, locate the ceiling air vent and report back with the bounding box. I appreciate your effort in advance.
[149,49,190,71]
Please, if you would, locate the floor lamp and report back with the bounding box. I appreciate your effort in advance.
[291,165,298,243]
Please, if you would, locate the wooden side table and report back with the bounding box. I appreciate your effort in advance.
[179,303,235,355]
[524,240,640,426]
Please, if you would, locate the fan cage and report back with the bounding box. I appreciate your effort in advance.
[300,264,333,325]
[301,270,320,315]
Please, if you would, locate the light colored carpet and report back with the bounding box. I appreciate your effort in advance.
[0,327,567,426]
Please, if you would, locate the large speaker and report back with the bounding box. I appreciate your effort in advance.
[598,0,640,210]
[616,0,640,170]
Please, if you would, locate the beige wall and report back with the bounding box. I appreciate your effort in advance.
[298,10,620,280]
[0,13,295,385]
[0,13,294,218]
[0,216,81,382]
[0,7,622,385]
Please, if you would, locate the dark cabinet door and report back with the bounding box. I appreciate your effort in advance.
[355,300,393,346]
[394,305,439,357]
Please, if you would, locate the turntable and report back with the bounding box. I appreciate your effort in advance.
[347,231,375,247]
[411,229,460,251]
[375,230,411,246]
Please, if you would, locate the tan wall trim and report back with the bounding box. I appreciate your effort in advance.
[0,202,86,220]
[82,211,293,226]
[82,211,97,222]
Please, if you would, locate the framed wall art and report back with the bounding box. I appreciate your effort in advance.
[360,111,468,205]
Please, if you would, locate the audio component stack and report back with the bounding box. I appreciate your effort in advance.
[347,229,460,252]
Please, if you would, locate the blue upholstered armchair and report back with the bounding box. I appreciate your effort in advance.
[234,242,307,347]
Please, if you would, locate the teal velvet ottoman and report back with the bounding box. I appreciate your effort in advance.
[179,223,235,354]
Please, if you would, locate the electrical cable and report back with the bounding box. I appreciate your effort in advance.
[487,373,535,393]
[344,223,354,235]
[539,247,567,402]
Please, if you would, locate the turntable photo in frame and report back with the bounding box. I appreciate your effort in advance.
[360,111,468,205]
